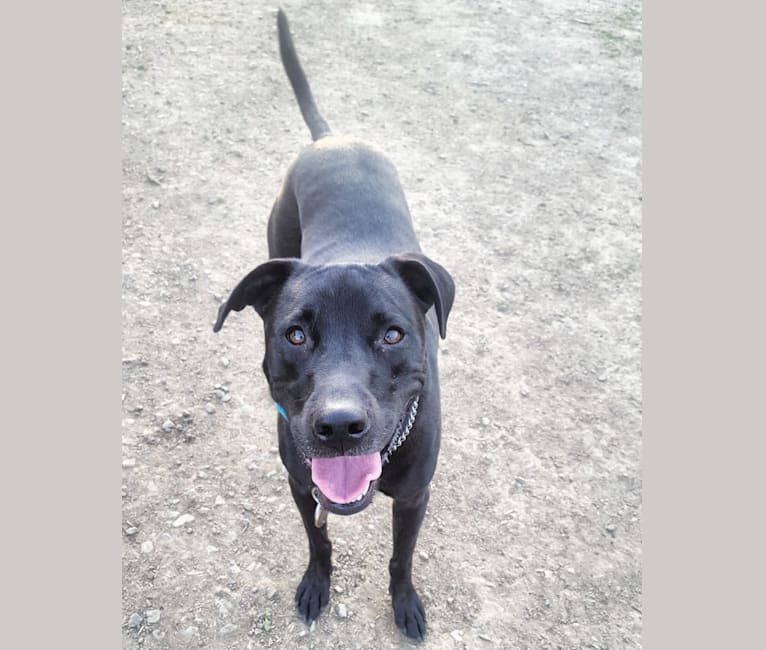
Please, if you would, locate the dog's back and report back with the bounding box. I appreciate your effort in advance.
[270,10,420,265]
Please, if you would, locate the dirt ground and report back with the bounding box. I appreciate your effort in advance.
[121,0,641,648]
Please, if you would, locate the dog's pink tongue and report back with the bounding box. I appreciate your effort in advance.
[311,453,382,504]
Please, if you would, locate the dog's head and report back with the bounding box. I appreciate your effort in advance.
[214,253,454,514]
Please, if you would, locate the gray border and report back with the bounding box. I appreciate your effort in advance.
[644,1,763,647]
[4,0,763,646]
[1,3,119,647]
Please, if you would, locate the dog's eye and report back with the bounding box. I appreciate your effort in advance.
[384,327,404,345]
[286,326,306,345]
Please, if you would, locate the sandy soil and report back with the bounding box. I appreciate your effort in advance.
[122,1,641,647]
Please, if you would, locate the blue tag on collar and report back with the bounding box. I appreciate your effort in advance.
[275,402,288,421]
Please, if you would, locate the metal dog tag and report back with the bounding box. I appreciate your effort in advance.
[312,487,328,528]
[314,501,328,528]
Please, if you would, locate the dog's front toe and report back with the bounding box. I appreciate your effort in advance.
[295,568,330,623]
[392,586,427,641]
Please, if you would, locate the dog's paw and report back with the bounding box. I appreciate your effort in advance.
[295,569,330,623]
[392,586,427,641]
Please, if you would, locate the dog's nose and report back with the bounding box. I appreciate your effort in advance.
[313,404,369,447]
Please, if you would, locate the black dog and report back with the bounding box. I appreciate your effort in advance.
[213,10,455,640]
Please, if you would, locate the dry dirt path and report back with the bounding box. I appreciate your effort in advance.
[122,1,641,647]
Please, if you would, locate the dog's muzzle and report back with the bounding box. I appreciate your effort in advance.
[309,396,420,526]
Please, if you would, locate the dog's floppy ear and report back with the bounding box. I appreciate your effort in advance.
[213,259,302,332]
[382,252,455,339]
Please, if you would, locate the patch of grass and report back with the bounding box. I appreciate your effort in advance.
[261,609,272,633]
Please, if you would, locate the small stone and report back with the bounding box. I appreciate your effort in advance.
[125,526,138,537]
[181,626,199,641]
[151,201,160,209]
[145,609,161,624]
[215,495,226,506]
[598,372,608,382]
[141,541,154,553]
[605,523,617,536]
[220,623,237,636]
[156,533,174,548]
[480,417,490,426]
[128,612,143,629]
[205,403,216,414]
[520,385,530,397]
[222,394,231,403]
[419,550,429,561]
[122,458,136,468]
[173,514,195,527]
[336,603,348,619]
[161,419,175,433]
[220,357,230,367]
[333,585,344,594]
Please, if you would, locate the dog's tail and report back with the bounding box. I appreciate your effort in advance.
[277,9,332,141]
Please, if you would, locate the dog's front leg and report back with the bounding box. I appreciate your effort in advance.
[389,485,429,640]
[289,475,332,623]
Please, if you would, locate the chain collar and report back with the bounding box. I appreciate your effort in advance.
[381,395,420,465]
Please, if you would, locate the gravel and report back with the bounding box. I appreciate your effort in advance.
[121,1,642,648]
[145,609,161,624]
[172,513,195,527]
[220,623,238,636]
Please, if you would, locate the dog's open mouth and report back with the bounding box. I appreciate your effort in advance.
[310,452,382,515]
